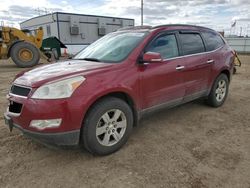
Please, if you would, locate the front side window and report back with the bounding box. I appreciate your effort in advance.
[202,32,225,51]
[146,34,179,59]
[179,33,205,56]
[74,31,147,63]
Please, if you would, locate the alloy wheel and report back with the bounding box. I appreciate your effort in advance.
[215,80,227,102]
[96,109,127,146]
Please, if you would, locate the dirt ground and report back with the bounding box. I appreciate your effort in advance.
[0,57,249,188]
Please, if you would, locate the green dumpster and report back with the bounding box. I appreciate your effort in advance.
[41,37,67,60]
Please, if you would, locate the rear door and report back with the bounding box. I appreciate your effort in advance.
[201,31,227,85]
[139,32,186,110]
[178,31,212,100]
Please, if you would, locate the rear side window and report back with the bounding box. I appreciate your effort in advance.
[147,34,179,59]
[179,33,205,56]
[202,32,225,51]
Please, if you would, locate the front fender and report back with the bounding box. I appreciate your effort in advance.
[83,86,139,112]
[73,83,139,126]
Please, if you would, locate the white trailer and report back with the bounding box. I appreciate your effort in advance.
[20,12,134,54]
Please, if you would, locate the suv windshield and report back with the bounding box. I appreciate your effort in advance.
[74,31,147,63]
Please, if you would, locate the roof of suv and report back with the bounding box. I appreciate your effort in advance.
[118,24,215,33]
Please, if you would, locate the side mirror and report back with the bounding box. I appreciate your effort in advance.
[143,52,163,63]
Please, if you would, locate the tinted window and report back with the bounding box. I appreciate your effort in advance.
[147,34,179,59]
[179,33,205,55]
[202,32,225,51]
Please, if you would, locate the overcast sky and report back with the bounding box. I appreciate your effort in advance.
[0,0,250,35]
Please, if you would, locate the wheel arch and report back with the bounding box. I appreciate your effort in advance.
[85,91,139,126]
[208,68,231,96]
[220,69,231,82]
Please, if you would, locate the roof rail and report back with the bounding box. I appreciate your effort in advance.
[152,24,214,31]
[116,24,215,32]
[117,25,152,31]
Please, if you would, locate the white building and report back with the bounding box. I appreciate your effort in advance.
[20,12,134,54]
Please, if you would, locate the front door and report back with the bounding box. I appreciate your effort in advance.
[139,33,186,111]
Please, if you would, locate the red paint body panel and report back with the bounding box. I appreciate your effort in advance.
[139,58,185,108]
[5,25,234,143]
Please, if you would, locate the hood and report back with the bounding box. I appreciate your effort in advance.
[14,60,112,87]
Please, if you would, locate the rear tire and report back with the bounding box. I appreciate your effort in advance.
[206,73,229,107]
[81,97,133,155]
[10,41,40,68]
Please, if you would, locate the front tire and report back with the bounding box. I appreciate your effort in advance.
[206,73,229,107]
[81,97,133,155]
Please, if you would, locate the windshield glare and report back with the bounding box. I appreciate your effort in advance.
[74,31,147,63]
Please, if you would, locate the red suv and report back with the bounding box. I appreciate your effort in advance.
[4,25,234,155]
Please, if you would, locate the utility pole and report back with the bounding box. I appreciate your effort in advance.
[141,0,143,26]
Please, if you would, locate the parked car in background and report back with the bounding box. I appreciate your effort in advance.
[4,25,234,155]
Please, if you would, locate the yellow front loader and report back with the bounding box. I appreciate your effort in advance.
[0,26,47,68]
[233,50,242,74]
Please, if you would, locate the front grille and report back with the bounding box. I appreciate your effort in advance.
[9,101,23,114]
[10,85,31,97]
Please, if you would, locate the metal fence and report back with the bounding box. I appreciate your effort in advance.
[225,37,250,53]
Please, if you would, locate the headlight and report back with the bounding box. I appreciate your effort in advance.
[32,76,85,99]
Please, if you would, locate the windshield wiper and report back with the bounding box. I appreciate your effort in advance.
[74,57,101,62]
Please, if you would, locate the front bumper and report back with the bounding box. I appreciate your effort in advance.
[4,113,80,146]
[6,92,86,133]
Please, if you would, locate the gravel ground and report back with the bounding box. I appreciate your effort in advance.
[0,57,249,188]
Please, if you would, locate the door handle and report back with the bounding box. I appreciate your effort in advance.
[176,65,185,70]
[207,59,214,64]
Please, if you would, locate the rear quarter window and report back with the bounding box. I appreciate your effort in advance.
[179,33,205,56]
[202,32,225,51]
